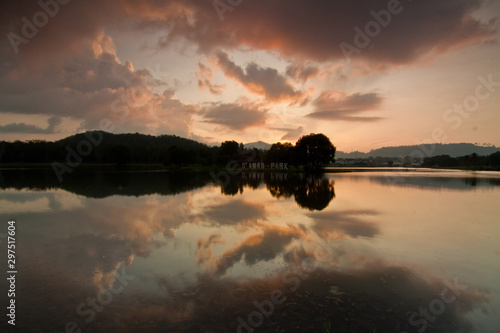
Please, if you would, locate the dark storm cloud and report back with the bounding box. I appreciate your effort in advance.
[162,0,496,66]
[1,0,495,75]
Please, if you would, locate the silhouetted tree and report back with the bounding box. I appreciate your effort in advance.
[294,133,336,170]
[217,140,240,165]
[265,142,295,165]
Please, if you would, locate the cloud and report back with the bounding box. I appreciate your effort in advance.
[314,91,383,110]
[200,101,268,130]
[159,0,496,67]
[0,116,62,134]
[1,0,495,74]
[215,51,303,102]
[307,110,384,122]
[0,31,195,137]
[196,62,224,95]
[286,62,319,83]
[307,91,384,122]
[274,126,304,141]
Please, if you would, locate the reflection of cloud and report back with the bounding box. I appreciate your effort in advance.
[11,258,490,332]
[196,234,225,265]
[307,209,380,239]
[200,199,266,226]
[5,193,192,290]
[213,223,307,275]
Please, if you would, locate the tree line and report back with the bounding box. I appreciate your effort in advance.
[421,152,500,170]
[0,131,336,169]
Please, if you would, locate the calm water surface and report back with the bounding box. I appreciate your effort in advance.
[0,169,499,332]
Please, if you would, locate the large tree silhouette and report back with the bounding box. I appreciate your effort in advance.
[294,133,336,170]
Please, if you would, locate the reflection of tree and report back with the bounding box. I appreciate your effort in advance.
[266,173,335,211]
[0,168,212,198]
[220,177,244,195]
[219,175,262,196]
[2,168,335,209]
[265,175,296,199]
[463,177,478,186]
[294,175,335,211]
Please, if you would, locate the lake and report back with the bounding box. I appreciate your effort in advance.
[0,168,499,332]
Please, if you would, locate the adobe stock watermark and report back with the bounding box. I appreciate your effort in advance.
[339,0,404,64]
[213,0,244,22]
[209,147,258,188]
[401,277,468,333]
[236,258,317,332]
[7,0,71,55]
[59,265,135,333]
[51,65,169,182]
[385,73,499,189]
[235,239,340,332]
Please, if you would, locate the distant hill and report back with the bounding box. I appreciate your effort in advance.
[337,143,499,158]
[57,130,208,150]
[244,141,272,150]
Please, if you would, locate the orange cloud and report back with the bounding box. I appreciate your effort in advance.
[215,51,304,103]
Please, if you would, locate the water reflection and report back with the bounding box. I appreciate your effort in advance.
[0,169,336,211]
[0,168,498,332]
[358,173,500,191]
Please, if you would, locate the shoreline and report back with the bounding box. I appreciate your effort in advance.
[1,164,499,173]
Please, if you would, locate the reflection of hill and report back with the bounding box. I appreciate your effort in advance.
[0,168,212,198]
[1,169,337,210]
[362,174,500,191]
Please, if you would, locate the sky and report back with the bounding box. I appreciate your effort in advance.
[0,0,499,152]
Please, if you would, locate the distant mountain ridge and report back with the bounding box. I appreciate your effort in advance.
[336,143,499,158]
[244,141,272,150]
[242,141,499,158]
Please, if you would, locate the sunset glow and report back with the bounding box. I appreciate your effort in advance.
[1,0,499,150]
